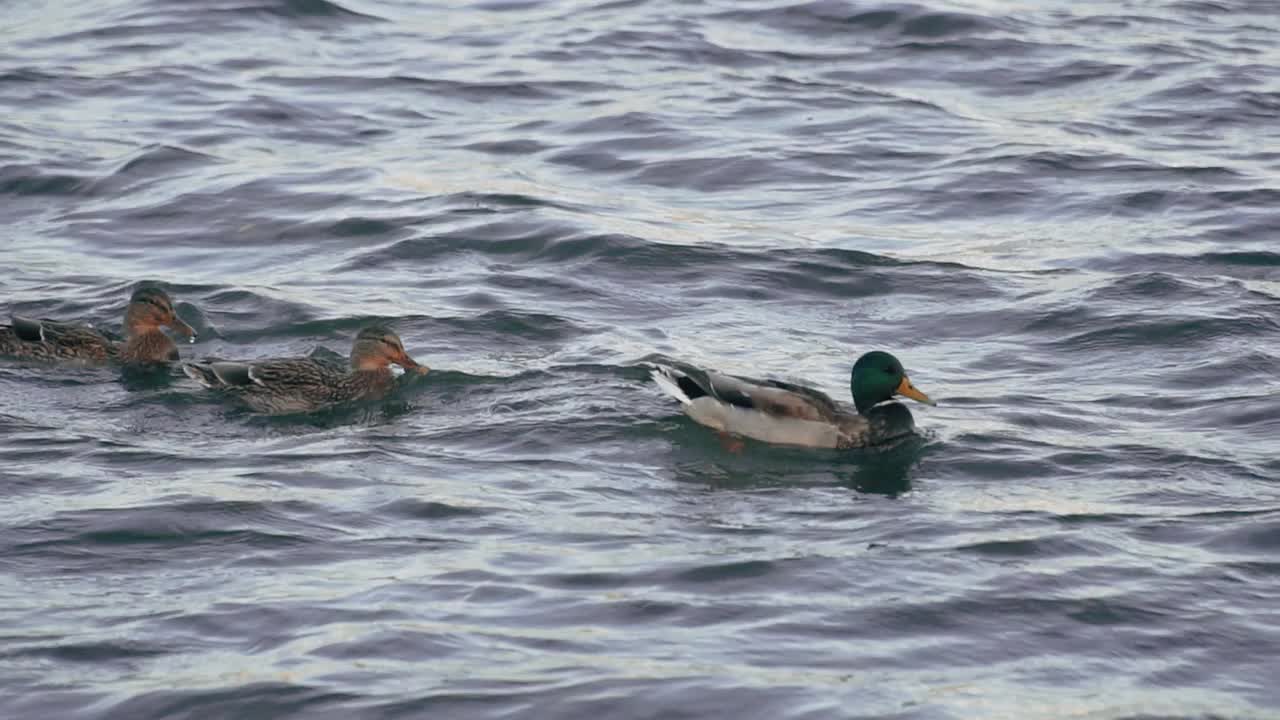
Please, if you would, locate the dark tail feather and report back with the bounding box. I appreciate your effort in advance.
[676,373,708,400]
[651,364,711,405]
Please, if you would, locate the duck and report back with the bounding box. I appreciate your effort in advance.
[650,351,935,449]
[182,325,428,415]
[0,286,196,365]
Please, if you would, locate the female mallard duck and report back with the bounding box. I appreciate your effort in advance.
[650,351,935,449]
[182,325,428,415]
[0,287,196,365]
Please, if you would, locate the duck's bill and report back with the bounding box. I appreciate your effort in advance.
[398,356,429,375]
[895,375,936,406]
[171,317,198,342]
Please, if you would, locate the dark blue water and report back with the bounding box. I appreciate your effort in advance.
[3,1,1279,717]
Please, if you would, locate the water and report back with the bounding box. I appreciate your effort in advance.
[2,0,1278,717]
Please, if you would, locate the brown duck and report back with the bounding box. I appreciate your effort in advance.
[0,287,196,365]
[182,326,428,415]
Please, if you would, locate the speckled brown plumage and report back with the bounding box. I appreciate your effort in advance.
[0,319,116,363]
[0,287,194,366]
[117,330,182,365]
[182,326,428,415]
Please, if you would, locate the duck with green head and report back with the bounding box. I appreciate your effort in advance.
[650,350,936,449]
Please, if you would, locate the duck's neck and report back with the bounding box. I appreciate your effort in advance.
[119,329,176,363]
[124,320,160,339]
[350,365,393,378]
[338,366,396,400]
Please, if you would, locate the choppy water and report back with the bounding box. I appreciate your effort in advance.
[3,0,1279,717]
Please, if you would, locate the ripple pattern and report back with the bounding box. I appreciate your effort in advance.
[2,0,1280,718]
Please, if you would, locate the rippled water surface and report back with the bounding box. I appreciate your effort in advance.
[3,0,1279,717]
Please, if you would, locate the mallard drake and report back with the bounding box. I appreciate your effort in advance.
[0,287,196,365]
[650,351,935,449]
[182,325,428,415]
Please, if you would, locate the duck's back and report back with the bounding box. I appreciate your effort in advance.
[0,318,115,363]
[188,357,396,415]
[687,397,845,448]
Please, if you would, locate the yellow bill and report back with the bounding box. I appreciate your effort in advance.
[895,375,936,406]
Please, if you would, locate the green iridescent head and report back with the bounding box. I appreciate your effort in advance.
[850,351,935,415]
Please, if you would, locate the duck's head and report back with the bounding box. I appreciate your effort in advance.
[351,325,428,374]
[850,350,935,415]
[124,287,196,341]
